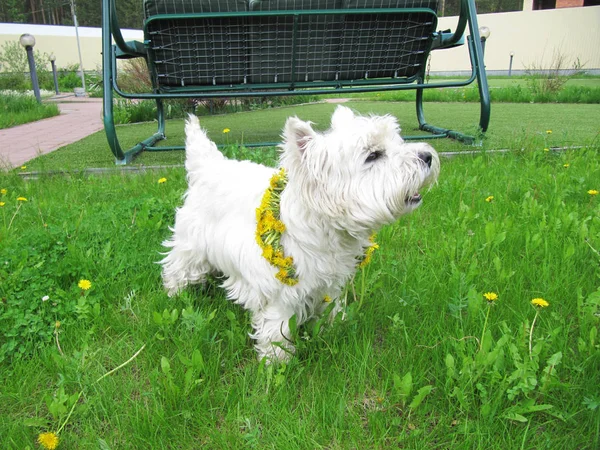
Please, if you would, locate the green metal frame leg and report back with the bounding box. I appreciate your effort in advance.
[102,0,166,164]
[102,68,166,165]
[413,0,490,145]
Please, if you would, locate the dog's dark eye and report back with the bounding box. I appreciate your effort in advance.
[365,151,382,163]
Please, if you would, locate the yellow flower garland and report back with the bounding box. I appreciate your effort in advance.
[256,169,379,286]
[256,169,299,286]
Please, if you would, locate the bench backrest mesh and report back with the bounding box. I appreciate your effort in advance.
[143,0,439,89]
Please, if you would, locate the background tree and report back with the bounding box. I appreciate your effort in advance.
[0,0,526,25]
[0,0,143,29]
[440,0,524,16]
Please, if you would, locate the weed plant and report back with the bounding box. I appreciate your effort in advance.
[362,84,600,104]
[1,142,599,448]
[0,93,60,129]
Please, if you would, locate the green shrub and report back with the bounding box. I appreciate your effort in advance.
[0,40,49,75]
[0,72,28,91]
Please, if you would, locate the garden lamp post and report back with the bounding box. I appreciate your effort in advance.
[19,33,41,104]
[49,54,59,95]
[508,51,515,77]
[479,26,491,56]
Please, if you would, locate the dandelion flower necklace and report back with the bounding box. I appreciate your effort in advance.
[256,168,378,286]
[255,168,298,286]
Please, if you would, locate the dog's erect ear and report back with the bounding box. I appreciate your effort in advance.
[331,105,355,129]
[283,116,316,154]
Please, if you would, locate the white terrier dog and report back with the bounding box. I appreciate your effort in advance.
[161,106,439,361]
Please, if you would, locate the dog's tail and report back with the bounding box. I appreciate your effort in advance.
[185,114,223,173]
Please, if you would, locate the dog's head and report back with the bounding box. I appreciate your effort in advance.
[280,106,439,233]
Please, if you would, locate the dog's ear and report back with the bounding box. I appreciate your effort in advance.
[331,105,355,129]
[283,116,316,154]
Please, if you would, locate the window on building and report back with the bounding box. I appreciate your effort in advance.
[534,0,557,9]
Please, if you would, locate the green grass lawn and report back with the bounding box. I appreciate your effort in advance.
[1,96,600,448]
[1,143,599,448]
[23,101,600,172]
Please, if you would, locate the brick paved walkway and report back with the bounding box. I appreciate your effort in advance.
[0,95,103,169]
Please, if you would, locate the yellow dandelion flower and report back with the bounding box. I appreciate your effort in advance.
[158,177,167,184]
[275,268,289,282]
[588,189,599,196]
[0,188,6,195]
[282,257,294,268]
[546,130,552,134]
[273,256,293,269]
[273,220,286,233]
[259,211,277,233]
[259,191,272,211]
[283,276,299,286]
[563,163,570,168]
[37,432,59,450]
[323,295,332,303]
[0,202,4,207]
[483,292,499,302]
[275,268,298,286]
[262,245,274,261]
[485,195,494,202]
[78,279,92,290]
[255,235,264,247]
[359,237,379,268]
[270,175,280,189]
[20,165,27,170]
[17,197,27,202]
[359,253,372,269]
[531,298,549,308]
[543,148,550,152]
[223,128,231,133]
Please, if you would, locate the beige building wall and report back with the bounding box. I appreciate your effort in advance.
[1,6,599,74]
[429,6,600,74]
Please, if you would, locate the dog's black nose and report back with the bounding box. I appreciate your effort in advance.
[418,151,432,168]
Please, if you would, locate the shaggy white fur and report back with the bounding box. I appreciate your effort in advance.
[160,106,439,361]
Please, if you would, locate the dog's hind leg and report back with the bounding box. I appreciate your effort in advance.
[160,241,213,297]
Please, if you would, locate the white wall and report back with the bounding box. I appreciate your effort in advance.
[0,23,142,71]
[432,6,600,74]
[1,6,599,74]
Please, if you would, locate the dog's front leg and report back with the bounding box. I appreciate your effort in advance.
[250,303,295,363]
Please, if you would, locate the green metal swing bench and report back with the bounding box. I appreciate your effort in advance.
[102,0,490,165]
